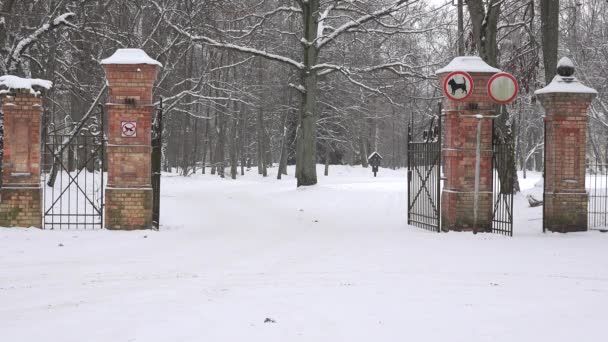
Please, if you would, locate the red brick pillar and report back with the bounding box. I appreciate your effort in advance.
[0,78,49,227]
[437,57,500,232]
[536,58,597,233]
[101,49,161,230]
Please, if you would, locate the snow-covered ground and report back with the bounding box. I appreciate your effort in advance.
[1,165,607,342]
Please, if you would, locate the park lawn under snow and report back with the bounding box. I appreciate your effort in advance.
[1,165,607,342]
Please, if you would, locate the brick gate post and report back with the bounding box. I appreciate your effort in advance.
[536,58,597,233]
[0,76,51,228]
[436,57,500,232]
[101,49,161,230]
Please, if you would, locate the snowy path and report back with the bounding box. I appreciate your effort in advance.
[1,166,607,342]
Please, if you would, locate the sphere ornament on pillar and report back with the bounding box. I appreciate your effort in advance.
[535,57,597,96]
[556,57,575,78]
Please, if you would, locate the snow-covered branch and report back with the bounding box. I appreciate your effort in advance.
[316,0,411,49]
[151,1,304,70]
[6,12,76,74]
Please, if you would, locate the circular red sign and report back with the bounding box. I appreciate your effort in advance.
[121,122,137,137]
[487,72,518,104]
[442,71,474,102]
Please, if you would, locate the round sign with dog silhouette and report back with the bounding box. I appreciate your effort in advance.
[443,71,473,101]
[487,72,518,104]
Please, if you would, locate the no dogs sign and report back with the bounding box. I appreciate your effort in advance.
[443,71,473,101]
[121,121,137,137]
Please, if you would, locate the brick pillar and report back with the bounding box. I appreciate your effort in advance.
[101,49,161,230]
[536,58,597,233]
[0,89,43,228]
[437,57,500,232]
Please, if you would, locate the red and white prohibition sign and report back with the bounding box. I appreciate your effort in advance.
[121,121,137,137]
[442,71,474,102]
[487,72,519,104]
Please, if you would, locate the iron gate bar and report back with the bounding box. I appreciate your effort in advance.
[42,105,105,230]
[543,120,547,233]
[407,102,442,232]
[409,146,441,217]
[587,159,608,231]
[490,122,514,236]
[151,97,163,230]
[44,142,103,215]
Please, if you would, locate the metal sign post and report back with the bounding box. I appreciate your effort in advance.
[461,113,500,233]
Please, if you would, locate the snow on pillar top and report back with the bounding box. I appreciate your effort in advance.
[535,57,597,95]
[100,48,162,67]
[435,56,500,75]
[0,75,52,96]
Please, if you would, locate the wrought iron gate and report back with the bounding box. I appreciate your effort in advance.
[407,106,442,232]
[151,98,163,229]
[42,106,105,229]
[491,128,515,236]
[587,146,608,232]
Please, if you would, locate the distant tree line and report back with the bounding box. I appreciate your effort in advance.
[0,0,606,186]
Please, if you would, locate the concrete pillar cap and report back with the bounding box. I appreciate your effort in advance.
[436,56,501,75]
[101,48,162,67]
[0,75,52,96]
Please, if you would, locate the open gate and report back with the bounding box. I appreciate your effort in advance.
[407,105,514,236]
[407,105,442,232]
[42,105,106,229]
[491,126,515,236]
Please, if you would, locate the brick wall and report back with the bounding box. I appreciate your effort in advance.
[538,93,594,232]
[0,90,42,228]
[105,188,153,229]
[103,61,159,230]
[439,72,497,232]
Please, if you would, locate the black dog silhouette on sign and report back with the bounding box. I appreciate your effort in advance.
[448,77,468,96]
[121,122,137,137]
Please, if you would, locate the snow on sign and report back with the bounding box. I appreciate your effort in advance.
[442,71,473,101]
[488,72,518,104]
[121,121,137,137]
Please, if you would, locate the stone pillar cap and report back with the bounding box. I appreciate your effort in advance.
[435,56,501,75]
[0,75,52,96]
[101,48,162,67]
[535,57,597,95]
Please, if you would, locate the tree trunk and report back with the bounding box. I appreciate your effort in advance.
[324,142,330,176]
[360,133,369,168]
[466,0,521,193]
[239,105,246,176]
[277,111,289,180]
[230,103,238,179]
[257,105,267,177]
[295,0,320,187]
[193,117,200,173]
[540,0,560,84]
[466,0,501,67]
[202,115,209,174]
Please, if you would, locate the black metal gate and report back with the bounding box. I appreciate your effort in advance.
[407,105,442,232]
[491,129,515,236]
[42,106,105,229]
[587,146,608,232]
[151,98,163,229]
